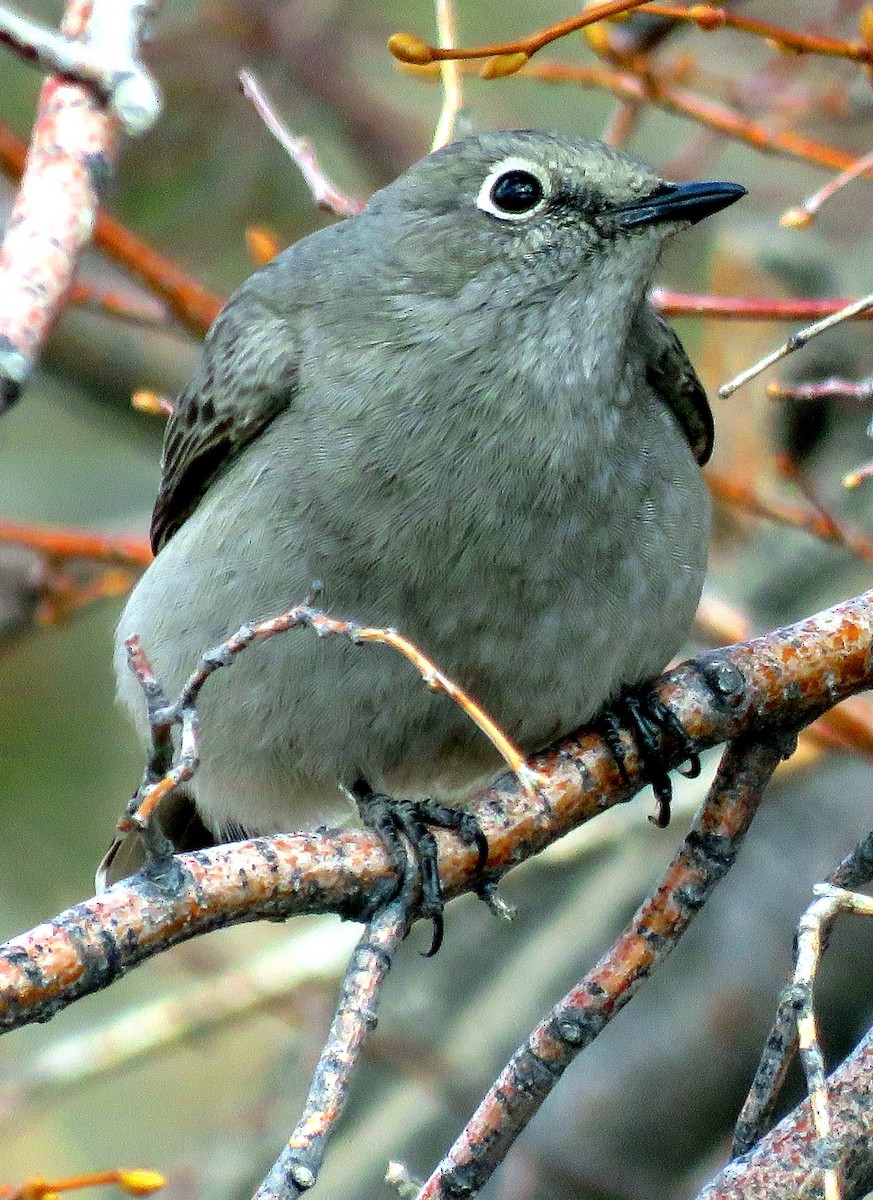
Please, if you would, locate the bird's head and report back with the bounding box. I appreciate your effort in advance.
[366,130,745,299]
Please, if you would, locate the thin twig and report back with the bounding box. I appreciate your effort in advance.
[0,1169,164,1200]
[635,4,871,62]
[601,99,642,147]
[388,0,653,71]
[238,70,363,218]
[430,0,463,151]
[719,292,873,398]
[0,520,152,568]
[389,3,873,70]
[782,150,873,228]
[519,59,873,177]
[123,602,543,836]
[253,898,412,1199]
[652,291,873,321]
[767,379,873,405]
[0,0,162,134]
[705,470,873,566]
[68,278,172,329]
[733,836,873,1159]
[415,738,785,1199]
[405,52,868,175]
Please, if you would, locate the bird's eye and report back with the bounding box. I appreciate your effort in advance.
[477,159,549,221]
[491,170,543,213]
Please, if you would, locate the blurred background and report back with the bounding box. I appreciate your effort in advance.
[1,1,872,1197]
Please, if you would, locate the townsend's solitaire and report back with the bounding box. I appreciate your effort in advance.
[109,130,745,908]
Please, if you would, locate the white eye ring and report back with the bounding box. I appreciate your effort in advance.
[476,157,551,221]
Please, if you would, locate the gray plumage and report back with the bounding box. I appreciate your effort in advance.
[114,130,736,847]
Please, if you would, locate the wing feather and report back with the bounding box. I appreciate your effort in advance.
[637,304,714,465]
[151,292,299,551]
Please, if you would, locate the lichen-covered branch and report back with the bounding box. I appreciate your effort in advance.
[1,588,872,1034]
[0,0,161,134]
[416,737,785,1199]
[0,0,162,412]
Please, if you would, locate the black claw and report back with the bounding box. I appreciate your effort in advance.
[350,779,489,954]
[647,780,673,828]
[595,684,700,828]
[472,826,490,874]
[423,913,444,957]
[412,799,490,874]
[679,752,702,780]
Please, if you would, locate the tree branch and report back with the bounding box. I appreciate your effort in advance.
[0,0,162,410]
[1,588,872,1034]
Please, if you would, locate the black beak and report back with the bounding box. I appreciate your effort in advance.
[611,180,747,230]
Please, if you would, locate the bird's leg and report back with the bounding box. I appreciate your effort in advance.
[350,779,489,956]
[593,685,701,828]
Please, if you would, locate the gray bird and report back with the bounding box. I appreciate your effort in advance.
[108,131,744,933]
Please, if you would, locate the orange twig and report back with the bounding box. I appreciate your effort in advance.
[69,279,171,328]
[782,151,873,228]
[705,470,873,566]
[390,2,872,68]
[318,614,547,795]
[640,5,871,63]
[0,1169,163,1200]
[0,520,152,568]
[521,60,873,177]
[389,0,653,72]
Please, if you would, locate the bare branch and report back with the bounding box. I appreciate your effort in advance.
[2,588,873,1033]
[733,834,873,1163]
[0,0,161,134]
[238,70,363,218]
[701,1015,873,1199]
[254,898,412,1199]
[719,292,873,399]
[0,0,165,411]
[0,118,224,339]
[415,737,785,1199]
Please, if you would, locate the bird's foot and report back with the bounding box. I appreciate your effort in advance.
[351,780,489,956]
[594,685,700,828]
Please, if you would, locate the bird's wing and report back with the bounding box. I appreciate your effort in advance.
[151,289,301,552]
[637,304,714,465]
